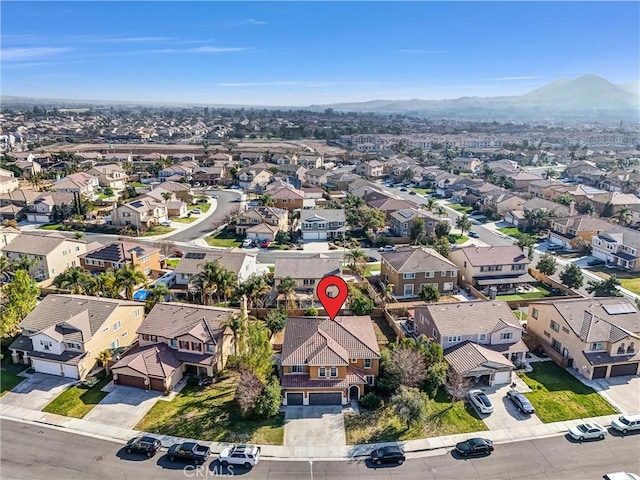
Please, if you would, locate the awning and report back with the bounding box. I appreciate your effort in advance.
[612,251,638,261]
[476,273,536,286]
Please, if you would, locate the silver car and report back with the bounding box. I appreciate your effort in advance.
[568,423,607,441]
[468,389,494,414]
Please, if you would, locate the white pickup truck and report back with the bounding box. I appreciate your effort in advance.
[218,444,261,469]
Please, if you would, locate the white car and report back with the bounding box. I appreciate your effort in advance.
[219,444,261,469]
[160,221,172,227]
[611,414,640,434]
[468,389,494,414]
[241,238,253,248]
[190,208,201,214]
[603,473,640,480]
[568,423,607,441]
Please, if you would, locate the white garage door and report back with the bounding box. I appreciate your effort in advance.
[31,359,63,376]
[304,232,322,240]
[492,370,512,386]
[62,364,79,379]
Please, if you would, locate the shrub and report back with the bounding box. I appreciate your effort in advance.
[304,307,319,317]
[186,376,200,387]
[350,295,374,315]
[359,392,383,410]
[254,377,282,419]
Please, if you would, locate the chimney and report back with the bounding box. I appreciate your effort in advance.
[568,201,576,216]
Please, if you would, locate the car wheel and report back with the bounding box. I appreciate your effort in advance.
[623,429,628,434]
[244,462,251,469]
[518,407,523,413]
[578,436,585,442]
[398,458,404,465]
[127,448,132,454]
[221,460,229,467]
[375,460,382,465]
[146,451,152,458]
[598,434,604,440]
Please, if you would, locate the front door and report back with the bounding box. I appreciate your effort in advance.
[349,385,360,401]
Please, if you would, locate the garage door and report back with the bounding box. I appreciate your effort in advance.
[116,374,147,389]
[149,378,167,392]
[31,359,62,376]
[308,392,342,405]
[304,232,324,240]
[610,363,639,377]
[62,364,79,379]
[592,366,608,379]
[286,393,303,406]
[492,370,512,386]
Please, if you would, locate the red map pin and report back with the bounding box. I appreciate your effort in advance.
[316,275,349,320]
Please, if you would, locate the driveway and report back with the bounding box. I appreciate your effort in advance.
[593,375,640,414]
[284,406,346,447]
[471,383,543,430]
[83,384,161,428]
[0,373,74,411]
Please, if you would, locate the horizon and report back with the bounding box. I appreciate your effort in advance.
[1,2,639,106]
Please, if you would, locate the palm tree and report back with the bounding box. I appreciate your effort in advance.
[239,275,272,309]
[192,261,220,306]
[614,206,633,226]
[216,268,237,304]
[223,313,245,355]
[278,276,297,310]
[260,194,274,207]
[425,197,436,211]
[145,283,172,311]
[97,349,112,374]
[53,266,94,294]
[115,264,147,300]
[544,168,559,179]
[30,173,43,192]
[345,247,366,274]
[93,270,119,298]
[434,205,447,217]
[160,192,172,203]
[344,194,364,210]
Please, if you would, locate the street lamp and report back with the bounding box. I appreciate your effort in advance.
[308,460,313,480]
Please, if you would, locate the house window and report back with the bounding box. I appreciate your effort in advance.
[205,343,214,353]
[403,284,414,296]
[150,335,157,342]
[443,282,453,291]
[121,331,128,338]
[562,327,570,334]
[191,342,202,352]
[170,339,178,348]
[447,335,462,343]
[403,273,415,279]
[441,271,447,277]
[318,367,326,377]
[551,338,562,352]
[450,271,457,277]
[500,332,513,340]
[330,367,337,377]
[112,321,121,331]
[425,271,434,278]
[292,365,304,373]
[366,375,375,386]
[303,279,316,285]
[543,330,551,337]
[142,334,150,341]
[179,340,190,350]
[109,339,120,350]
[135,309,140,318]
[550,321,560,332]
[532,308,538,319]
[479,333,486,341]
[590,342,604,351]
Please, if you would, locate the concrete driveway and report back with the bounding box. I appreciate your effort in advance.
[471,382,543,430]
[593,375,640,414]
[0,373,74,411]
[83,384,161,428]
[284,406,346,447]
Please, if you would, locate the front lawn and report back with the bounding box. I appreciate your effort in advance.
[409,187,433,196]
[206,230,243,248]
[38,223,64,231]
[171,216,198,224]
[42,375,112,418]
[518,362,616,423]
[0,360,27,396]
[448,234,469,245]
[166,259,180,268]
[189,202,211,213]
[345,390,486,444]
[143,226,175,236]
[448,203,473,214]
[588,268,640,295]
[497,226,523,238]
[621,277,640,295]
[135,374,284,445]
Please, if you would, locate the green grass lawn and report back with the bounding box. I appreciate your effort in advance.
[130,182,146,188]
[588,268,640,295]
[143,226,175,236]
[38,223,64,230]
[135,374,284,445]
[497,226,523,238]
[206,230,243,248]
[0,360,27,397]
[620,277,640,295]
[448,234,469,245]
[189,202,211,213]
[42,376,112,418]
[171,216,198,224]
[166,259,180,268]
[409,187,433,196]
[518,362,617,423]
[497,283,553,300]
[345,390,486,444]
[448,203,473,214]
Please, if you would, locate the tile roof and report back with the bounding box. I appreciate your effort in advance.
[551,215,613,232]
[3,232,79,256]
[111,342,182,379]
[82,241,159,263]
[300,209,345,223]
[444,341,515,375]
[381,246,457,273]
[281,367,367,389]
[282,316,380,366]
[453,245,529,267]
[274,256,341,279]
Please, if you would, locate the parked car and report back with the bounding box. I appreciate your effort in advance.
[167,442,210,464]
[603,474,640,480]
[260,239,272,248]
[587,258,605,266]
[212,194,219,198]
[400,187,407,192]
[469,231,480,238]
[378,245,397,252]
[218,444,261,469]
[468,389,494,414]
[174,250,184,258]
[568,423,608,441]
[242,238,253,248]
[160,221,172,227]
[369,445,405,465]
[409,191,417,195]
[125,436,161,458]
[546,243,563,251]
[506,390,535,414]
[190,208,202,214]
[455,438,494,457]
[611,414,640,434]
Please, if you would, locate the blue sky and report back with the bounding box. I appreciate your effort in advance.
[2,2,638,106]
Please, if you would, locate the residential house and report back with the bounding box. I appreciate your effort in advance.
[507,171,544,191]
[592,225,640,272]
[151,181,193,203]
[158,161,197,182]
[355,160,385,179]
[24,192,76,223]
[193,166,226,185]
[281,316,381,405]
[237,163,273,191]
[590,191,640,217]
[111,197,168,229]
[53,172,99,199]
[0,225,20,248]
[265,182,305,211]
[9,295,144,379]
[274,255,341,304]
[449,245,534,294]
[174,249,258,286]
[275,164,307,185]
[305,168,332,186]
[2,232,87,283]
[111,302,242,391]
[86,164,129,189]
[0,168,20,195]
[414,301,528,386]
[235,206,288,240]
[14,159,42,179]
[145,188,188,218]
[295,154,323,169]
[327,172,362,191]
[380,246,459,298]
[528,179,567,199]
[548,216,614,250]
[503,197,572,228]
[300,209,346,240]
[451,157,481,173]
[364,191,417,219]
[527,298,640,379]
[80,241,161,276]
[389,208,441,238]
[481,190,526,216]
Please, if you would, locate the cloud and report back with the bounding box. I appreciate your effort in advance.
[487,76,543,81]
[242,19,267,25]
[150,46,252,54]
[399,49,447,54]
[1,46,72,61]
[216,81,378,88]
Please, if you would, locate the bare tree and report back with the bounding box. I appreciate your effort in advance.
[155,240,176,258]
[234,369,264,418]
[383,346,427,389]
[446,368,472,403]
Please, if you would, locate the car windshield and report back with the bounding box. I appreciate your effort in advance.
[478,394,491,407]
[577,424,589,433]
[618,417,631,425]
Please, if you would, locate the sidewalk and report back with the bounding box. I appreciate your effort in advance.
[0,403,620,461]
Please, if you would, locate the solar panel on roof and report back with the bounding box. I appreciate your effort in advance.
[603,303,636,315]
[130,201,143,208]
[185,252,206,259]
[398,210,414,219]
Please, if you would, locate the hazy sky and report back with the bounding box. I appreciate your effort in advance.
[2,1,638,105]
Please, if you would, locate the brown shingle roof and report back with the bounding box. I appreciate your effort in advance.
[381,246,458,273]
[82,241,159,263]
[454,245,529,267]
[274,256,340,279]
[444,341,514,375]
[112,342,182,379]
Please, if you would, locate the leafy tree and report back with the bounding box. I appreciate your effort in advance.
[434,205,447,217]
[614,206,633,226]
[359,206,386,233]
[103,186,115,197]
[554,194,575,206]
[234,369,264,419]
[264,309,287,333]
[544,168,559,179]
[515,234,536,260]
[418,284,440,302]
[536,253,557,276]
[423,361,448,398]
[1,270,39,337]
[559,263,584,290]
[349,294,374,315]
[446,368,472,403]
[344,194,364,210]
[402,169,414,182]
[390,386,429,428]
[145,284,172,312]
[576,200,595,215]
[434,221,451,238]
[274,230,290,245]
[304,306,319,316]
[254,377,282,419]
[523,208,552,233]
[432,236,450,258]
[53,266,94,294]
[425,197,436,211]
[455,214,472,235]
[409,219,426,245]
[115,264,147,300]
[239,321,274,381]
[381,346,427,389]
[277,276,297,309]
[586,275,623,297]
[239,274,272,309]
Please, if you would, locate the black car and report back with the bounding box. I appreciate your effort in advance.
[455,438,494,457]
[506,389,535,414]
[125,436,162,457]
[370,445,405,465]
[587,258,605,266]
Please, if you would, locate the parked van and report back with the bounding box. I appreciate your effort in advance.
[611,414,640,434]
[156,272,176,288]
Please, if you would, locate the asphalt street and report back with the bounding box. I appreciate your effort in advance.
[1,419,638,480]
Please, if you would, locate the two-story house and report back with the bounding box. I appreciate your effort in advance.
[305,168,332,186]
[451,157,481,173]
[548,216,613,250]
[237,165,273,191]
[111,302,242,391]
[355,160,385,179]
[52,172,99,199]
[591,225,640,272]
[389,208,441,238]
[2,232,87,283]
[300,209,346,240]
[449,245,534,295]
[527,298,640,379]
[111,197,168,229]
[9,295,144,379]
[151,181,194,204]
[86,164,129,189]
[174,249,258,286]
[0,168,19,195]
[193,166,226,185]
[265,183,305,211]
[80,241,161,276]
[380,246,458,298]
[414,301,528,386]
[159,161,198,182]
[274,255,341,305]
[235,206,288,241]
[281,316,381,405]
